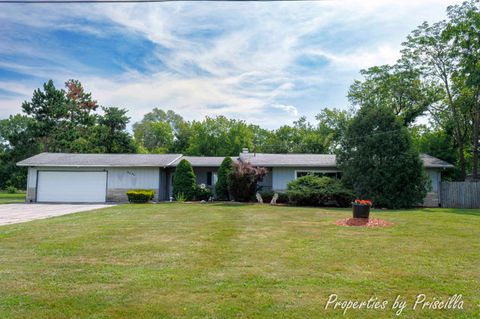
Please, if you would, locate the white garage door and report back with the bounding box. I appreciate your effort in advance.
[37,171,107,203]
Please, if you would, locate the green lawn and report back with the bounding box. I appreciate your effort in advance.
[0,192,25,204]
[0,204,479,318]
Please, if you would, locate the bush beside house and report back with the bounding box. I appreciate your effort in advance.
[286,175,355,207]
[228,161,267,202]
[172,159,196,201]
[195,185,213,201]
[258,191,289,204]
[215,156,233,200]
[126,189,155,203]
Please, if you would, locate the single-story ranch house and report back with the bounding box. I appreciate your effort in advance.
[17,149,454,206]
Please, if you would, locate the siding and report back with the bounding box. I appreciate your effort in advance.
[107,168,159,189]
[258,168,273,190]
[193,167,218,186]
[426,169,441,193]
[26,167,163,202]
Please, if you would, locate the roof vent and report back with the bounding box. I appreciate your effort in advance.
[242,148,249,154]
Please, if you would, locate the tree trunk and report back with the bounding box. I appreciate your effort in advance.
[473,110,479,180]
[43,136,49,152]
[458,141,466,181]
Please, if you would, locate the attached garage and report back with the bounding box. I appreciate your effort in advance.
[36,171,107,203]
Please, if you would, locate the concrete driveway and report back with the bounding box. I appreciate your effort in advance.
[0,204,114,226]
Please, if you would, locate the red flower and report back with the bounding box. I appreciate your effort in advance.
[354,199,372,206]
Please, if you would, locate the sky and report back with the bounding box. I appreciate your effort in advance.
[0,0,464,129]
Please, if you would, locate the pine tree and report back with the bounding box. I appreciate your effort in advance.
[338,106,429,208]
[172,159,196,200]
[215,156,233,200]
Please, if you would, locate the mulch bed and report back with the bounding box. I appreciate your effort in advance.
[335,218,394,228]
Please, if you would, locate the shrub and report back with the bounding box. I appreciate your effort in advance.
[338,106,429,208]
[5,185,17,194]
[126,189,155,203]
[196,184,213,201]
[258,191,289,204]
[172,159,196,200]
[175,192,187,202]
[215,157,234,200]
[228,161,267,202]
[286,175,355,207]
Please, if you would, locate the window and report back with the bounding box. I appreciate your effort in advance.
[295,171,340,179]
[207,172,212,186]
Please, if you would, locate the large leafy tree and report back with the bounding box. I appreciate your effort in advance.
[411,124,458,180]
[338,106,429,209]
[445,0,480,178]
[261,117,329,154]
[348,64,440,126]
[186,116,254,156]
[401,20,470,179]
[133,108,190,153]
[316,108,354,153]
[172,159,196,200]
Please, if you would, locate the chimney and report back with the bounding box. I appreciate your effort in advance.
[242,147,249,154]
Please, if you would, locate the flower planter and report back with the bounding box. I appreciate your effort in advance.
[352,204,370,219]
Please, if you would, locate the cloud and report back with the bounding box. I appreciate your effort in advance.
[271,104,299,117]
[0,0,466,129]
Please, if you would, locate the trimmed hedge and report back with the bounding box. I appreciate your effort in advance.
[286,175,355,207]
[126,189,155,203]
[258,191,289,204]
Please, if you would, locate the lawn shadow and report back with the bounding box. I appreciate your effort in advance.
[427,207,480,217]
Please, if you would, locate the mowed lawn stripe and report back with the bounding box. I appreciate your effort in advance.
[0,204,479,318]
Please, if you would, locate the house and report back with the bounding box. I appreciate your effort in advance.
[17,149,454,206]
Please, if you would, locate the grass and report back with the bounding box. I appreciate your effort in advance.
[0,192,25,204]
[0,204,479,318]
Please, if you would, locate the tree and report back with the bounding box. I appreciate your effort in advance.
[261,117,329,154]
[0,115,39,189]
[94,107,136,153]
[187,116,254,156]
[338,106,429,209]
[172,159,196,200]
[215,156,233,200]
[411,124,458,180]
[134,121,173,153]
[21,80,67,152]
[228,161,267,202]
[348,64,440,126]
[132,108,189,153]
[316,108,354,153]
[445,0,480,178]
[401,20,470,179]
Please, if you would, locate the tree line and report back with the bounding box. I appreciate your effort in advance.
[1,0,479,190]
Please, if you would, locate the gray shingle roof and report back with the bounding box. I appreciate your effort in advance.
[17,152,454,169]
[420,154,455,169]
[240,153,337,167]
[241,153,454,169]
[170,156,226,167]
[16,153,182,167]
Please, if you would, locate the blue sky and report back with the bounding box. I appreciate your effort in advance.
[0,0,463,129]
